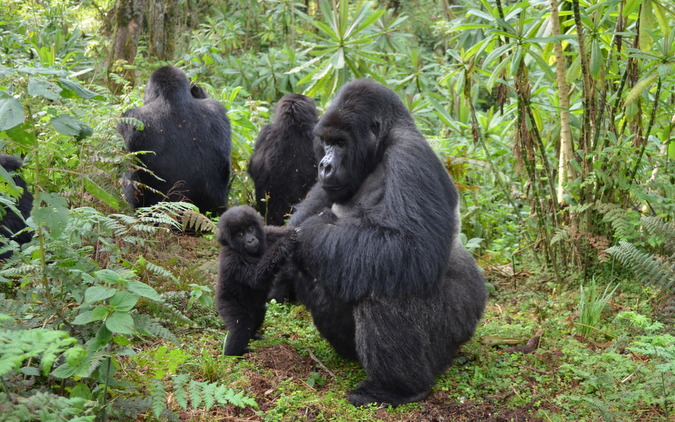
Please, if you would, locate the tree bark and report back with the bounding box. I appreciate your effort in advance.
[549,0,575,203]
[107,0,146,94]
[146,0,178,60]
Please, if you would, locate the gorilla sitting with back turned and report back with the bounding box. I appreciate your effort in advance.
[248,94,319,226]
[278,79,487,406]
[117,66,232,214]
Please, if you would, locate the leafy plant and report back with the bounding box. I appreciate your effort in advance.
[576,278,618,338]
[292,0,392,99]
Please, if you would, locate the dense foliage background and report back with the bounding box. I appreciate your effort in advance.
[0,0,673,421]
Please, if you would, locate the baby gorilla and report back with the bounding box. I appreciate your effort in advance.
[215,206,290,356]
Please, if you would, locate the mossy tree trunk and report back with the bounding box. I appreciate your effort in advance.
[107,0,146,94]
[146,0,177,61]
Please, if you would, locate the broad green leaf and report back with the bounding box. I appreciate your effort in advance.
[625,72,659,106]
[90,325,113,351]
[83,177,120,210]
[95,269,131,284]
[51,362,76,379]
[590,39,601,77]
[5,121,36,147]
[639,0,655,50]
[51,114,93,139]
[623,0,641,17]
[72,310,94,325]
[467,9,496,22]
[668,140,675,160]
[110,291,139,312]
[84,286,118,303]
[57,78,103,100]
[32,193,69,238]
[126,280,162,302]
[91,306,111,321]
[105,311,135,334]
[27,77,62,100]
[0,97,25,131]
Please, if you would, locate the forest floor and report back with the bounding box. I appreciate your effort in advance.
[128,233,672,422]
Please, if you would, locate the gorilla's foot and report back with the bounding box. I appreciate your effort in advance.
[348,383,430,407]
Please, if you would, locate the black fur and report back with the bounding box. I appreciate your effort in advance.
[0,155,33,259]
[117,66,231,214]
[288,79,487,406]
[248,94,319,226]
[215,206,290,356]
[190,83,209,99]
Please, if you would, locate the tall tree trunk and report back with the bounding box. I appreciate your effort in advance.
[146,0,178,60]
[107,0,146,94]
[549,0,575,204]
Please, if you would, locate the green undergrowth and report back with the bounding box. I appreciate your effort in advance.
[117,262,672,422]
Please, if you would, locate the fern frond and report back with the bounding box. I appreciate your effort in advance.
[641,216,675,249]
[202,381,217,411]
[0,263,39,279]
[606,241,675,291]
[172,374,189,410]
[180,209,217,233]
[152,296,194,326]
[188,380,203,409]
[595,203,636,241]
[145,261,178,282]
[550,226,570,246]
[217,386,258,408]
[133,314,181,345]
[150,379,167,418]
[86,350,108,377]
[119,116,145,130]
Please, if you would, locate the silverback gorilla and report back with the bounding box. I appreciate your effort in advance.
[248,94,319,226]
[0,155,33,259]
[117,66,231,214]
[286,79,487,406]
[215,206,291,356]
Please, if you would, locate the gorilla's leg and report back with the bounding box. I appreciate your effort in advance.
[349,295,450,406]
[251,305,267,341]
[295,276,358,361]
[224,316,256,356]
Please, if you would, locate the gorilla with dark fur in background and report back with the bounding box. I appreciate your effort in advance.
[0,155,34,259]
[215,206,292,356]
[117,66,231,214]
[278,79,487,406]
[248,94,319,226]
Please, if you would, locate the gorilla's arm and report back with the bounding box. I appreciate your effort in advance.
[289,183,332,226]
[254,228,298,287]
[263,225,293,245]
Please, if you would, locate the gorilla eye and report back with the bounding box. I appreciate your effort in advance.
[237,231,245,237]
[247,226,255,233]
[337,139,346,147]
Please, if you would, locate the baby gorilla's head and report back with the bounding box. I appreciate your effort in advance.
[217,206,266,256]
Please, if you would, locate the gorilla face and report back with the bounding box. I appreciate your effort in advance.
[235,224,261,255]
[218,206,266,256]
[314,115,378,204]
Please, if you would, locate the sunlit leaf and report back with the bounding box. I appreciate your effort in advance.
[4,120,36,147]
[625,72,659,106]
[0,98,25,131]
